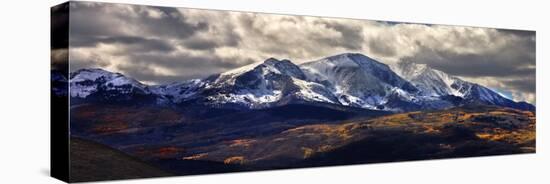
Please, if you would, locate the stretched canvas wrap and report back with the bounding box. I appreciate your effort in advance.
[51,1,536,182]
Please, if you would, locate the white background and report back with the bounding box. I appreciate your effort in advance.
[0,0,547,183]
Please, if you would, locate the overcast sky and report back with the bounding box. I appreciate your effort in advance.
[59,2,535,104]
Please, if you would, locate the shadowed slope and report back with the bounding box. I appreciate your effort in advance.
[69,137,172,182]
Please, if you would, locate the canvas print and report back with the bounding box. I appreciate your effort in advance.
[51,1,536,182]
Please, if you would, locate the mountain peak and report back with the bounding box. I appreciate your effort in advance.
[256,58,305,79]
[397,60,427,70]
[314,53,390,70]
[392,60,466,97]
[263,57,284,64]
[262,58,296,68]
[69,68,148,99]
[70,68,120,82]
[72,68,114,75]
[327,52,378,61]
[329,52,364,58]
[392,61,429,79]
[299,53,419,109]
[220,58,299,78]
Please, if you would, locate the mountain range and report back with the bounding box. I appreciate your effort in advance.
[62,53,535,112]
[55,52,536,180]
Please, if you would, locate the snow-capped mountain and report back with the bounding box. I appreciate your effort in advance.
[300,53,420,110]
[391,61,535,111]
[69,68,155,103]
[194,58,340,108]
[149,79,206,104]
[391,61,463,97]
[65,53,535,112]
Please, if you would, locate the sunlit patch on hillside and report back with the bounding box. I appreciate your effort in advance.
[224,156,245,164]
[182,153,208,160]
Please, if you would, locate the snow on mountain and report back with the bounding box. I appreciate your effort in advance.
[392,61,455,96]
[214,58,306,84]
[199,58,337,108]
[299,53,419,110]
[392,61,495,99]
[391,61,534,111]
[289,77,339,103]
[391,61,476,98]
[69,68,150,99]
[149,79,206,104]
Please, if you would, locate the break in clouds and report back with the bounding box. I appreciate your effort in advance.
[59,2,536,104]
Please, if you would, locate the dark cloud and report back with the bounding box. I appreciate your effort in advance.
[503,77,536,94]
[211,22,243,47]
[114,52,255,82]
[368,36,397,57]
[181,37,219,50]
[69,53,112,71]
[328,23,364,50]
[234,15,293,55]
[497,29,536,39]
[405,45,535,77]
[116,64,206,84]
[66,1,228,82]
[233,15,363,58]
[71,36,174,53]
[133,52,245,70]
[316,21,364,50]
[69,2,208,39]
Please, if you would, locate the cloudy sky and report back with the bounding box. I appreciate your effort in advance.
[58,2,536,104]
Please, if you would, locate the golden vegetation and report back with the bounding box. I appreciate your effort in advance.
[228,139,257,148]
[317,145,334,152]
[282,124,356,140]
[223,156,245,164]
[475,127,535,145]
[182,153,208,160]
[301,147,314,159]
[421,125,440,133]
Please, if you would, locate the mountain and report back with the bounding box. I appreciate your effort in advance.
[66,53,534,112]
[69,68,156,104]
[391,61,535,111]
[300,53,430,111]
[149,79,206,104]
[191,57,343,109]
[391,61,462,97]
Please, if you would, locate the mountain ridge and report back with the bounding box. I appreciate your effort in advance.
[67,53,535,111]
